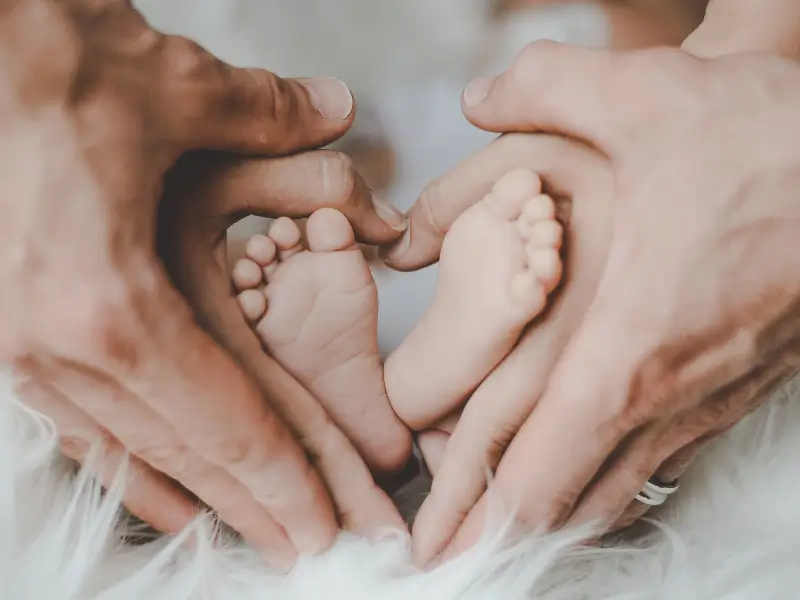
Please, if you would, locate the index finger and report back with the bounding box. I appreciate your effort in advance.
[111,274,338,556]
[452,304,645,550]
[382,133,603,271]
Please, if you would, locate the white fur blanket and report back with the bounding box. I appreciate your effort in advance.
[4,372,800,599]
[8,3,796,598]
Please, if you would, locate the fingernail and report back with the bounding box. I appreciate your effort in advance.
[372,195,407,231]
[300,77,354,120]
[463,76,495,107]
[266,550,297,575]
[382,220,412,262]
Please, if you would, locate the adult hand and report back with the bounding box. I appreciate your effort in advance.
[158,151,409,532]
[387,43,800,563]
[0,0,404,567]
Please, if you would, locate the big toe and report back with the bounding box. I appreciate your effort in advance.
[306,208,357,253]
[485,169,542,221]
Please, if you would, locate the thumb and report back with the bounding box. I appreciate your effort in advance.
[383,132,607,271]
[461,41,623,153]
[158,36,355,155]
[167,151,406,246]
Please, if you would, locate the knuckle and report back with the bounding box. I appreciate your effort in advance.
[309,421,351,466]
[516,494,573,531]
[514,40,559,74]
[611,50,702,119]
[137,443,192,475]
[318,152,357,206]
[260,72,297,125]
[618,354,674,430]
[415,183,449,239]
[127,25,162,58]
[508,40,562,93]
[207,434,256,469]
[163,35,219,82]
[59,436,90,460]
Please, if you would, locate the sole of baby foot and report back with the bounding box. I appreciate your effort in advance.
[233,209,412,474]
[384,169,563,430]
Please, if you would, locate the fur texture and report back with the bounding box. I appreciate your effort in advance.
[11,3,795,599]
[5,371,800,599]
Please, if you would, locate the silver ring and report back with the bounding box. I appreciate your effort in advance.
[635,476,679,507]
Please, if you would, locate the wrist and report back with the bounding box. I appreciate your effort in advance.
[682,0,800,59]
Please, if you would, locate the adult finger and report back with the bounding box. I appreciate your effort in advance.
[382,133,602,271]
[169,151,406,245]
[433,300,650,562]
[84,269,339,557]
[571,360,799,529]
[214,301,407,536]
[608,441,708,533]
[46,361,298,565]
[156,34,355,154]
[163,247,407,538]
[460,42,623,152]
[18,379,198,535]
[410,135,613,563]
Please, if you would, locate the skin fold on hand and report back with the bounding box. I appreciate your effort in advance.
[0,0,405,570]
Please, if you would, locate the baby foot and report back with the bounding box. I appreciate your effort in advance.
[384,170,562,429]
[233,209,412,474]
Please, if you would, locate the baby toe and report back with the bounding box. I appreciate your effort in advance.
[522,194,556,223]
[232,258,264,291]
[306,208,356,253]
[526,246,562,293]
[245,234,278,267]
[268,217,304,260]
[237,289,267,322]
[486,170,542,221]
[528,220,563,249]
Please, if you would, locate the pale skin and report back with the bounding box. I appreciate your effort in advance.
[232,171,564,474]
[0,0,414,570]
[379,0,800,566]
[9,0,800,572]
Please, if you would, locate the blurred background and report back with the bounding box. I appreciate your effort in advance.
[134,0,708,355]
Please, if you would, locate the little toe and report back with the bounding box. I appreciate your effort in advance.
[522,194,557,223]
[528,220,563,249]
[268,217,304,260]
[237,289,267,322]
[232,258,263,292]
[526,247,563,293]
[306,208,357,253]
[486,169,542,220]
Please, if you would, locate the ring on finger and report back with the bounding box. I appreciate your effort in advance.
[635,476,679,507]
